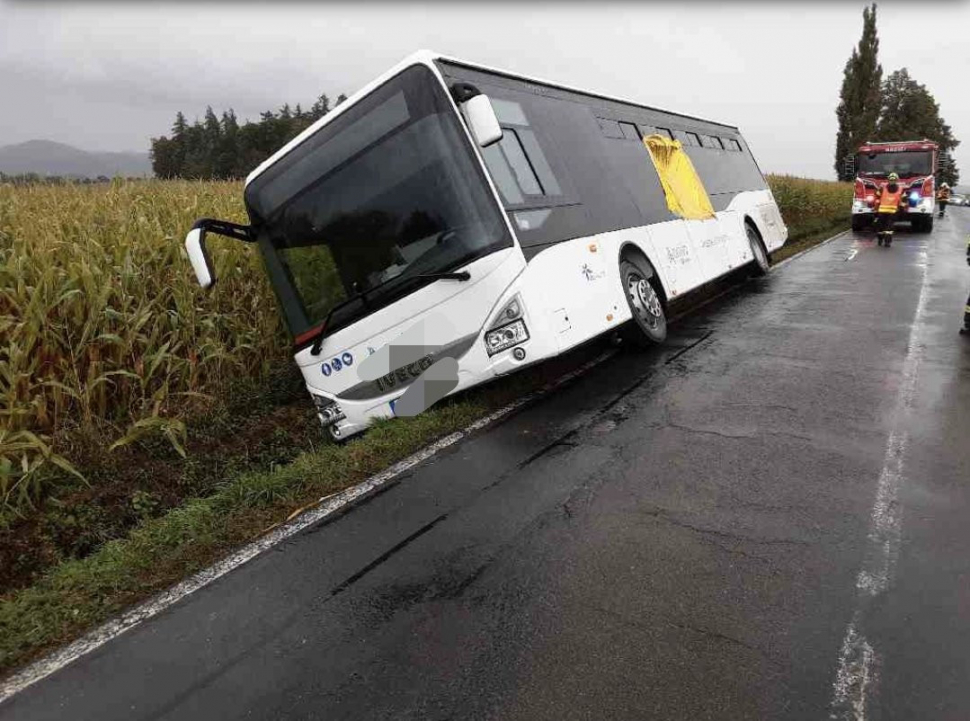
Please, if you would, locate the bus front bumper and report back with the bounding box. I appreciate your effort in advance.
[309,327,544,441]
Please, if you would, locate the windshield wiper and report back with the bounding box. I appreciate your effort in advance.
[409,271,471,282]
[309,288,373,356]
[307,271,471,356]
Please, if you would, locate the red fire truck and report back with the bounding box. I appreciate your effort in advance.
[850,139,939,233]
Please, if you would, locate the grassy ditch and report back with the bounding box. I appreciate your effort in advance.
[0,174,851,677]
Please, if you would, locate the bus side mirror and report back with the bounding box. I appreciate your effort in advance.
[185,227,215,289]
[462,95,503,148]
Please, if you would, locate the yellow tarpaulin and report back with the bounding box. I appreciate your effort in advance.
[643,134,716,221]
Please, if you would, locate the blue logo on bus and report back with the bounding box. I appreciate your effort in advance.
[332,357,343,372]
[321,362,332,377]
[342,352,353,366]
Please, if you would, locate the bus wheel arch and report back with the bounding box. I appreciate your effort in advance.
[743,217,770,276]
[618,245,667,347]
[618,242,666,295]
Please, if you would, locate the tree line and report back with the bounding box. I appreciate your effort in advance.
[835,3,960,185]
[0,173,143,186]
[150,92,347,180]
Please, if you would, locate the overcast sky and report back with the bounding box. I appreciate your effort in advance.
[1,1,968,180]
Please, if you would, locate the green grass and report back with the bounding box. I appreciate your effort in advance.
[0,173,852,678]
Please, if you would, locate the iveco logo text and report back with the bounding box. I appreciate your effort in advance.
[321,352,354,377]
[375,355,434,392]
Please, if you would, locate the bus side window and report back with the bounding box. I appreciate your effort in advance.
[619,121,641,141]
[704,135,724,150]
[655,127,674,140]
[674,129,698,147]
[480,98,564,202]
[481,143,525,205]
[497,131,543,195]
[516,128,562,194]
[597,118,624,139]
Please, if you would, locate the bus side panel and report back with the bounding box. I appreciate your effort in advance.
[512,222,700,356]
[725,189,788,252]
[512,235,628,355]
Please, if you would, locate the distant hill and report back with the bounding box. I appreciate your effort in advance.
[0,140,151,179]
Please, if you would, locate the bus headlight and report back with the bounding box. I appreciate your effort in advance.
[485,319,529,356]
[499,298,522,322]
[312,395,345,427]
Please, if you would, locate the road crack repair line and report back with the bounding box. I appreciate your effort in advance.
[828,248,930,721]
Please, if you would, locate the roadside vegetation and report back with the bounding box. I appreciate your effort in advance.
[0,174,851,676]
[768,175,854,261]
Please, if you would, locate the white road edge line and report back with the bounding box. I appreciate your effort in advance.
[772,229,851,271]
[0,348,616,705]
[828,244,930,721]
[0,226,849,704]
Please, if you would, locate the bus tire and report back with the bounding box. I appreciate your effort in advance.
[619,256,667,347]
[746,222,770,277]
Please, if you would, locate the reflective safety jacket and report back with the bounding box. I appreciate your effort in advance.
[877,183,903,214]
[938,187,951,201]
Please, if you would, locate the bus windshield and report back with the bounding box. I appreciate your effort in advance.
[245,64,512,339]
[857,150,933,179]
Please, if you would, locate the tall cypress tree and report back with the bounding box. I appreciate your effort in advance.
[876,69,961,185]
[834,3,882,181]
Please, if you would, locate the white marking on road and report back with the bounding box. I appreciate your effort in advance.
[831,619,876,721]
[828,242,931,720]
[0,349,616,705]
[845,248,860,262]
[0,226,851,704]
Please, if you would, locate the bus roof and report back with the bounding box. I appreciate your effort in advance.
[247,50,740,186]
[434,54,739,133]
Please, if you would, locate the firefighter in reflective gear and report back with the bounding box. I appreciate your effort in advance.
[938,182,951,217]
[961,236,970,335]
[874,173,903,247]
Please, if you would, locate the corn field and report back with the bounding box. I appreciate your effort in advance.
[0,180,285,511]
[767,175,853,242]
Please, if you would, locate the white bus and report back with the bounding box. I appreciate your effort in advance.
[185,50,787,440]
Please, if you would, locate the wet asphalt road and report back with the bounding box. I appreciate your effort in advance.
[4,211,970,721]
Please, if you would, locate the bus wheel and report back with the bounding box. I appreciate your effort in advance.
[620,257,667,347]
[747,223,770,277]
